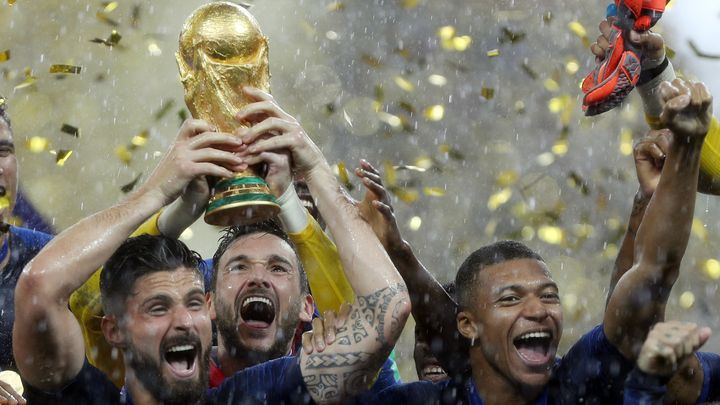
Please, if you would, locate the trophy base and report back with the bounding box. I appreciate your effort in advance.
[204,175,281,226]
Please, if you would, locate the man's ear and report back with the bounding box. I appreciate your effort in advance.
[299,294,314,323]
[207,292,217,321]
[101,314,126,349]
[457,310,479,341]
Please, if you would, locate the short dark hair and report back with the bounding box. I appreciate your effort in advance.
[100,234,205,316]
[211,219,309,294]
[455,240,544,309]
[0,95,11,128]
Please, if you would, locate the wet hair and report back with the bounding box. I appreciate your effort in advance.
[455,240,544,310]
[0,95,11,128]
[100,234,205,317]
[211,219,309,294]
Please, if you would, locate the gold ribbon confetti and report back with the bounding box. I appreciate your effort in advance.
[49,64,82,74]
[0,50,9,63]
[61,124,80,137]
[52,150,73,166]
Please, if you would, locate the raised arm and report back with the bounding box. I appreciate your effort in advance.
[591,19,720,195]
[607,133,668,300]
[604,79,712,361]
[238,87,411,403]
[354,160,466,376]
[12,120,243,390]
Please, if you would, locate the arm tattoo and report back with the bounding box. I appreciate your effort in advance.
[302,283,409,403]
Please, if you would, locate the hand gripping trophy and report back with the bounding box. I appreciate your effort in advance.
[176,1,280,225]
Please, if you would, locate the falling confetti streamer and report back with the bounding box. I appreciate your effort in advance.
[50,64,82,74]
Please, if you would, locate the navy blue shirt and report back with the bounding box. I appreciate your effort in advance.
[25,356,311,405]
[0,226,52,371]
[376,325,633,404]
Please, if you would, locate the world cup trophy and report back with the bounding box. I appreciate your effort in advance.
[176,1,280,225]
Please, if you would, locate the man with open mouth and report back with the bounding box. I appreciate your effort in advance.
[13,88,411,404]
[371,78,715,404]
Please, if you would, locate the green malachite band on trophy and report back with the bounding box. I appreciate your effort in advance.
[207,193,278,213]
[215,176,268,188]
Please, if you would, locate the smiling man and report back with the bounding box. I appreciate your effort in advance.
[369,78,711,404]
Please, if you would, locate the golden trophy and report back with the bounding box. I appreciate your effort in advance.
[176,1,280,225]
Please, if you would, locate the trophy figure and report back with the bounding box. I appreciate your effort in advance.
[176,1,280,225]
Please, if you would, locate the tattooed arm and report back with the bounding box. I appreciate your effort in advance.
[238,88,411,403]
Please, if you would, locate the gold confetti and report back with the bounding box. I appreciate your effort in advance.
[14,68,36,91]
[437,26,456,41]
[552,139,569,156]
[326,2,345,11]
[572,223,594,238]
[394,165,426,173]
[131,5,141,28]
[96,11,120,27]
[389,186,418,204]
[378,112,402,129]
[103,1,119,13]
[536,152,555,166]
[665,45,676,60]
[496,170,518,187]
[0,196,9,210]
[336,160,353,190]
[91,30,122,47]
[361,54,383,68]
[543,78,559,92]
[148,41,162,56]
[487,188,512,210]
[50,64,81,74]
[619,128,633,156]
[414,156,434,170]
[452,36,472,51]
[61,124,80,137]
[121,173,143,193]
[565,59,580,75]
[423,187,445,197]
[481,87,495,100]
[394,76,415,92]
[692,217,708,241]
[53,150,73,166]
[428,74,447,87]
[486,49,500,57]
[26,137,49,153]
[424,105,444,121]
[704,259,720,280]
[402,0,418,9]
[568,21,590,47]
[679,291,695,309]
[383,161,397,186]
[115,145,132,164]
[8,0,16,5]
[538,225,564,244]
[408,216,422,230]
[0,50,9,63]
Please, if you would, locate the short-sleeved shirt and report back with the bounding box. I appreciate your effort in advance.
[0,226,52,370]
[376,325,634,404]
